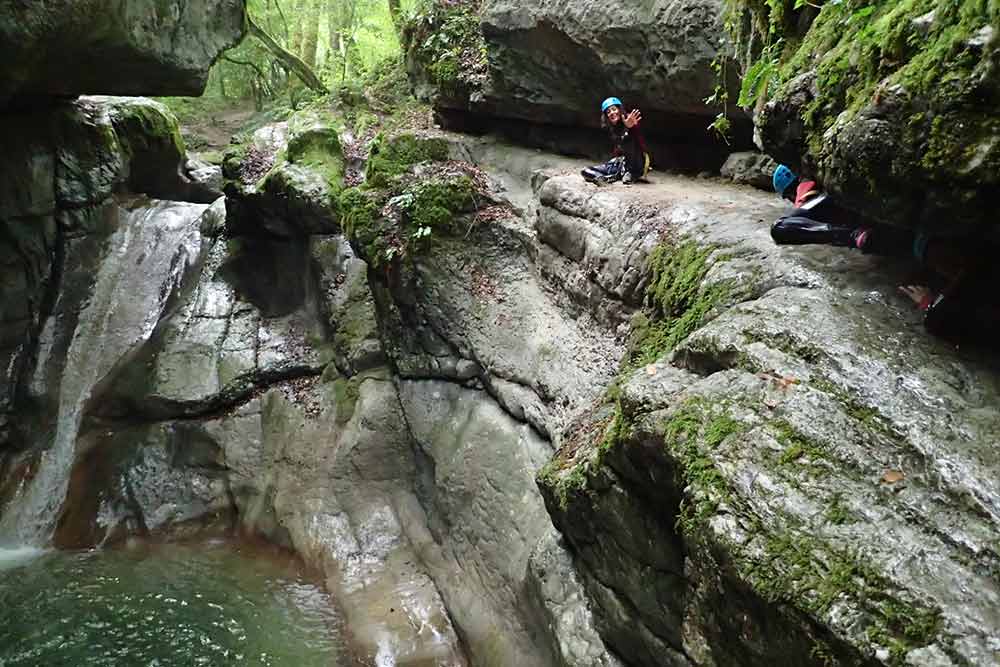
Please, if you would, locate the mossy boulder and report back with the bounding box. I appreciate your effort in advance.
[0,0,245,109]
[224,112,347,238]
[739,0,1000,232]
[340,170,475,269]
[101,97,196,200]
[364,132,450,189]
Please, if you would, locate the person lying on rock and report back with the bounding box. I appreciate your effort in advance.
[770,164,1000,343]
[581,97,651,186]
[769,164,911,256]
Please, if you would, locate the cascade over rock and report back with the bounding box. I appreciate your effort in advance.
[0,0,246,109]
[8,104,998,665]
[0,2,995,665]
[0,96,213,456]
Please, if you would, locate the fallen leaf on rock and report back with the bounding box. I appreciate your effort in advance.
[756,372,800,390]
[777,376,800,390]
[881,470,905,484]
[646,364,658,376]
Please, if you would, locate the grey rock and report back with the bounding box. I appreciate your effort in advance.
[312,236,385,374]
[719,151,779,190]
[186,157,224,201]
[398,379,587,667]
[0,0,245,108]
[413,0,737,130]
[225,112,344,238]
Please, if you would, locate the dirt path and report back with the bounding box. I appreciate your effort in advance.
[181,104,258,154]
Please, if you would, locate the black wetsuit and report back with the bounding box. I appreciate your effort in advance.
[771,194,1000,344]
[770,194,912,257]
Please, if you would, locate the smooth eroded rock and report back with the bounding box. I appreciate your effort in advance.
[0,0,246,108]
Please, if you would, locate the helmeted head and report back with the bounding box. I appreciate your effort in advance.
[601,97,623,126]
[772,164,797,199]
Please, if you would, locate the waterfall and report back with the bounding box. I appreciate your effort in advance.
[0,199,206,547]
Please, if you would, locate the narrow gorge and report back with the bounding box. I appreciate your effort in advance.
[1,1,998,666]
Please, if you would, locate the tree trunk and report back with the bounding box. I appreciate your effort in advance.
[300,0,320,70]
[387,0,402,34]
[248,16,328,92]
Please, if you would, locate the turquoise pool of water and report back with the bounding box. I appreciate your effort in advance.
[0,539,350,666]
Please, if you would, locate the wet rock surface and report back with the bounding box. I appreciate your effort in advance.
[0,0,246,108]
[533,168,1000,664]
[0,96,207,450]
[4,110,1000,667]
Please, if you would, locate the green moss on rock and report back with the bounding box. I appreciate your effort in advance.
[734,0,999,229]
[629,239,734,367]
[406,175,474,231]
[286,112,344,188]
[106,97,186,168]
[339,172,474,268]
[364,132,450,189]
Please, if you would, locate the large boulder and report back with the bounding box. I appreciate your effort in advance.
[0,0,246,109]
[749,0,999,233]
[224,111,346,237]
[403,0,748,168]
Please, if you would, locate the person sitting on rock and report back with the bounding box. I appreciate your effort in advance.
[581,97,651,186]
[770,164,1000,343]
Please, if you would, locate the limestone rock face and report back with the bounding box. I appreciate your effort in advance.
[0,96,202,451]
[404,0,748,168]
[533,170,1000,665]
[476,0,731,126]
[0,0,246,108]
[749,0,999,232]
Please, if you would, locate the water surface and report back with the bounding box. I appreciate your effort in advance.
[0,539,349,666]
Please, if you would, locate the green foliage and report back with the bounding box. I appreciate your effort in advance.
[162,0,414,123]
[402,0,489,96]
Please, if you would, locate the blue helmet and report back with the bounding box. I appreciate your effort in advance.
[601,97,623,113]
[772,164,797,194]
